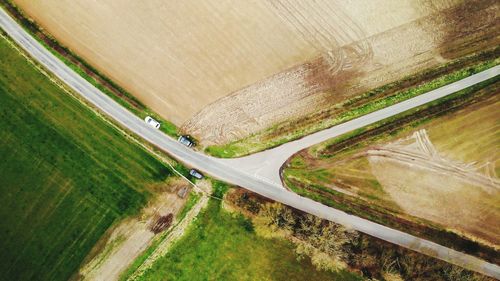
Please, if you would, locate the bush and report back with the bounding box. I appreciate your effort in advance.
[212,180,229,199]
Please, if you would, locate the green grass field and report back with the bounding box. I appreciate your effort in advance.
[0,35,174,280]
[129,198,363,281]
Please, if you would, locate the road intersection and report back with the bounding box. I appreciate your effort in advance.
[1,7,498,278]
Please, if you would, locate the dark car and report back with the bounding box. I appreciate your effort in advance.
[189,169,203,179]
[178,135,195,148]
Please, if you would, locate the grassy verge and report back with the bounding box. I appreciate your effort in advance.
[0,34,177,280]
[283,76,500,263]
[206,47,500,157]
[124,185,362,281]
[175,191,201,221]
[0,0,178,137]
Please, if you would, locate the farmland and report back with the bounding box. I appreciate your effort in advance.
[283,77,500,252]
[11,0,499,151]
[206,48,500,157]
[2,0,499,279]
[186,0,499,148]
[122,190,363,281]
[79,178,198,281]
[0,34,175,280]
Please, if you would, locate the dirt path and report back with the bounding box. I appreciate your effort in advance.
[126,195,210,281]
[78,180,194,281]
[3,8,498,276]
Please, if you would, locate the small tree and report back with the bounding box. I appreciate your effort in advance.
[382,271,404,281]
[254,203,293,238]
[310,250,347,272]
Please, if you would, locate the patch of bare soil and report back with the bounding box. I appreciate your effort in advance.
[368,130,500,246]
[127,195,209,281]
[79,179,192,281]
[184,0,499,145]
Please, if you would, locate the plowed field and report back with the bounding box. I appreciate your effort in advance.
[13,0,497,145]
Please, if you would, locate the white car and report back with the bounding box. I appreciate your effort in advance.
[144,116,160,129]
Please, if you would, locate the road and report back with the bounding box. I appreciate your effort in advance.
[1,7,499,279]
[219,67,500,186]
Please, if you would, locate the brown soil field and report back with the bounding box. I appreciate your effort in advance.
[185,0,500,145]
[285,91,500,247]
[14,0,496,140]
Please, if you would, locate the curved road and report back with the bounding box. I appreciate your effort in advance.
[1,7,498,279]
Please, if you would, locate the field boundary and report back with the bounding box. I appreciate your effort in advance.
[1,23,217,281]
[0,1,178,137]
[206,47,500,158]
[0,29,199,186]
[282,76,500,263]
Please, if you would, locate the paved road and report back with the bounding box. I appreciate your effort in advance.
[1,7,499,279]
[219,67,500,186]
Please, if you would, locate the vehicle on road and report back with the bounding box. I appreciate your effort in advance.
[178,135,195,147]
[189,169,204,179]
[144,116,160,129]
[4,8,498,277]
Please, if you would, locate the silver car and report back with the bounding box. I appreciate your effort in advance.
[189,169,203,179]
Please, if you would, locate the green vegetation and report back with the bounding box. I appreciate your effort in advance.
[128,199,362,281]
[175,191,201,221]
[232,191,491,281]
[313,76,500,157]
[212,179,230,199]
[206,47,500,157]
[283,76,500,263]
[0,0,178,137]
[0,35,174,280]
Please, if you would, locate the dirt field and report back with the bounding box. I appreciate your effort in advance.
[284,92,500,246]
[185,0,499,145]
[368,129,499,244]
[14,0,320,125]
[14,0,496,140]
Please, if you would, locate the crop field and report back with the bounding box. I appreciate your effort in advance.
[185,0,499,147]
[283,79,500,248]
[123,198,363,281]
[12,0,498,147]
[0,35,174,280]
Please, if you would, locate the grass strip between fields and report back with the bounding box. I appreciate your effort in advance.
[175,191,201,221]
